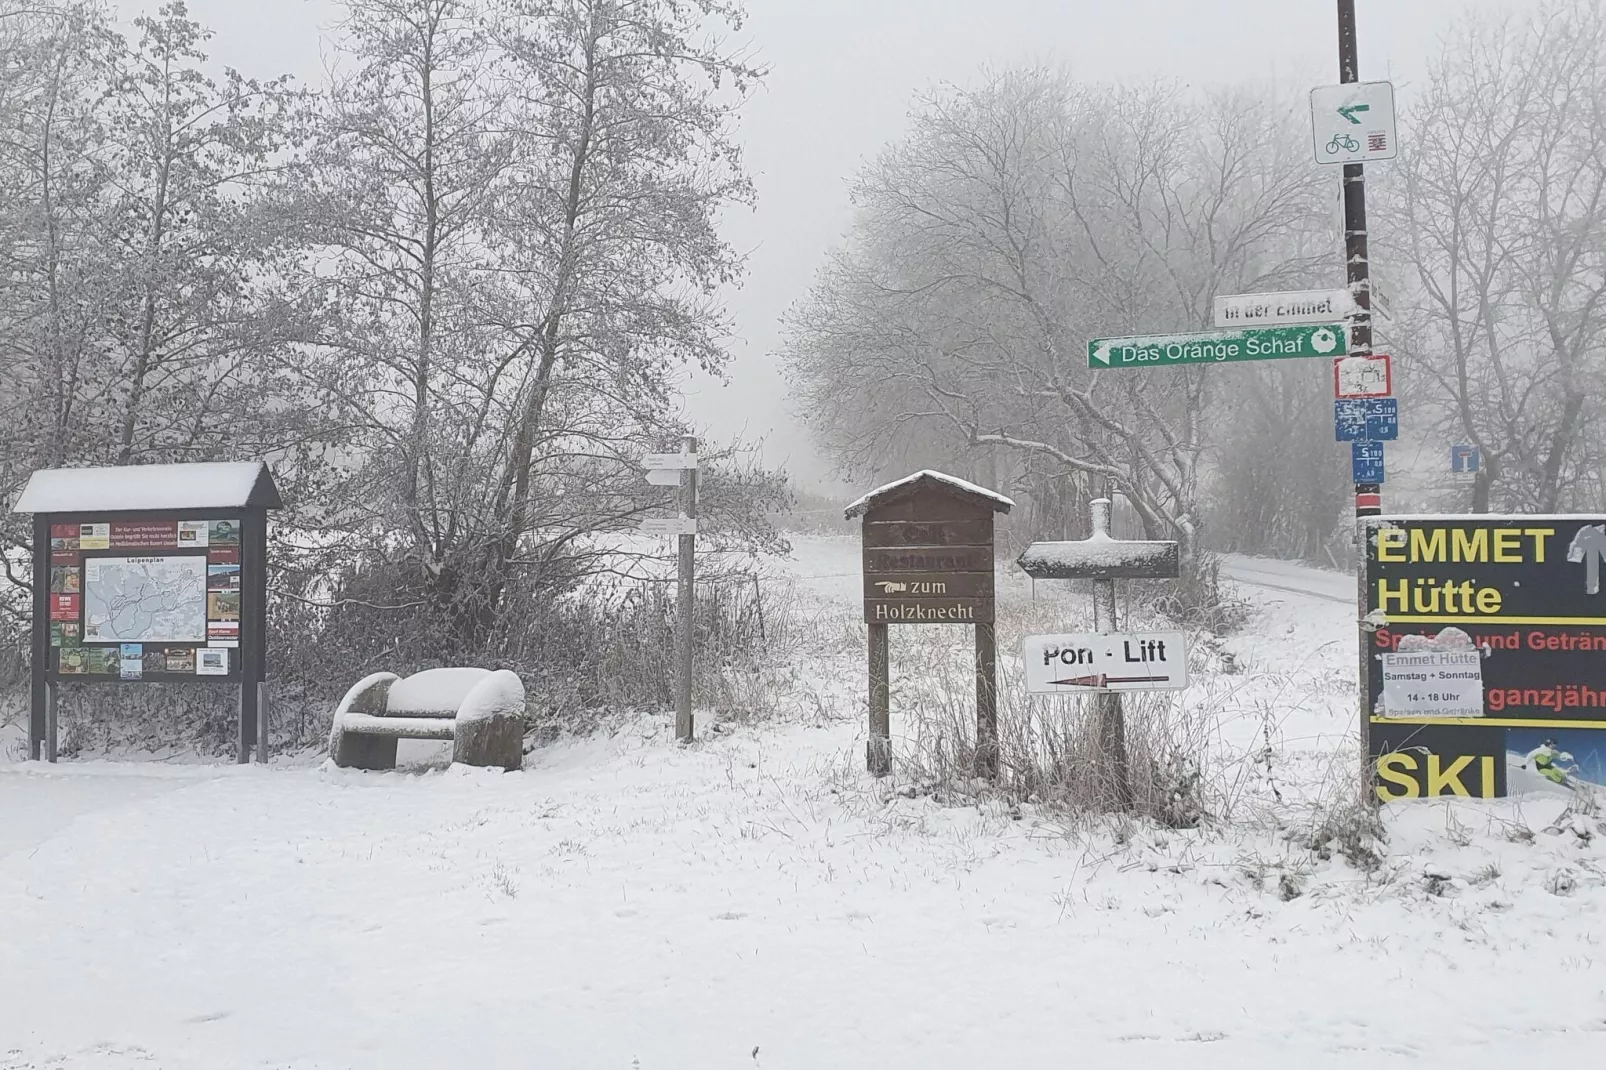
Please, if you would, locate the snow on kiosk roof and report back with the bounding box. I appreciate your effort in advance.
[12,461,282,514]
[844,470,1014,520]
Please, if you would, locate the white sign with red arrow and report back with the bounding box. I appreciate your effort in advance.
[1021,631,1189,694]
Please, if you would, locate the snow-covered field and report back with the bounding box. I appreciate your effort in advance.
[2,538,1604,1068]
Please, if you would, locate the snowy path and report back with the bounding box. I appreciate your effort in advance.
[1221,553,1354,605]
[1,538,1603,1069]
[0,764,190,859]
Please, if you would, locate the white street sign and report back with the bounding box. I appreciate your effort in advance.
[638,517,697,537]
[1021,631,1188,694]
[1370,275,1394,321]
[643,452,697,470]
[1311,81,1397,165]
[645,469,682,486]
[1378,650,1484,719]
[1213,288,1356,329]
[1333,353,1392,398]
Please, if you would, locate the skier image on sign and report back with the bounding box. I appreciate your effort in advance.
[1522,740,1578,787]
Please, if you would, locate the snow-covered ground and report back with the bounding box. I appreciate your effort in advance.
[1,538,1603,1069]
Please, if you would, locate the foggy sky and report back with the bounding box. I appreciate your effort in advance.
[111,0,1542,490]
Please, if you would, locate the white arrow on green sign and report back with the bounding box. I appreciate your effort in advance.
[1087,324,1348,369]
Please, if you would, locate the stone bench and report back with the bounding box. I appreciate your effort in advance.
[328,667,525,771]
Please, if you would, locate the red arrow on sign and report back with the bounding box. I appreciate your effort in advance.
[1048,673,1173,687]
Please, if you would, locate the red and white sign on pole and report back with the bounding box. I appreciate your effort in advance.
[1333,353,1392,398]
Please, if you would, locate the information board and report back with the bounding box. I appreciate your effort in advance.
[1365,516,1606,800]
[47,517,245,681]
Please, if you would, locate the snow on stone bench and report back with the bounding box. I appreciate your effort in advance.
[328,667,525,772]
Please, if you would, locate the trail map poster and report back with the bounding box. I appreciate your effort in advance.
[1366,516,1606,801]
[46,515,244,681]
[83,557,208,643]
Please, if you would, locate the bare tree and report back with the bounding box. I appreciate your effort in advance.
[785,69,1327,581]
[0,0,313,586]
[1387,0,1606,512]
[296,0,777,645]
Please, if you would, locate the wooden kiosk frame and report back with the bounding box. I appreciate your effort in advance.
[13,461,281,764]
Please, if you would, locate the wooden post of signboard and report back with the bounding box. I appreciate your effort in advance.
[239,505,270,764]
[846,471,1014,778]
[675,435,698,744]
[29,512,48,761]
[974,622,998,777]
[867,622,890,775]
[43,680,58,764]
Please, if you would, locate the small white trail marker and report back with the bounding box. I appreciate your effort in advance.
[638,516,697,537]
[642,452,697,470]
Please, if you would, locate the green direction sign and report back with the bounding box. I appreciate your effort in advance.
[1087,324,1348,370]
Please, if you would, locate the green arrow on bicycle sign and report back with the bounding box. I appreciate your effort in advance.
[1311,81,1397,165]
[1087,324,1348,370]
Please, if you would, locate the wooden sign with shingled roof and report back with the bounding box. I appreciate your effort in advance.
[844,470,1013,778]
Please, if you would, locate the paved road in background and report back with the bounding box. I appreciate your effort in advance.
[1219,554,1352,605]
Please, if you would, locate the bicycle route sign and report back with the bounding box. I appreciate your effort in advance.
[1087,324,1347,370]
[1311,81,1397,165]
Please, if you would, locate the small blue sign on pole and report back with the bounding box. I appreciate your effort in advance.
[1335,398,1398,441]
[1352,440,1386,483]
[1451,444,1481,474]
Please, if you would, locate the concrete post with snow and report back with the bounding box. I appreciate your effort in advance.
[1017,498,1183,809]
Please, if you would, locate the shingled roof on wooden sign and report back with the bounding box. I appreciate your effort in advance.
[844,470,1014,519]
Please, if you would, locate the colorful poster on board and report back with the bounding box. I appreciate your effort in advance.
[50,566,80,593]
[208,591,240,621]
[164,648,196,673]
[177,520,209,548]
[208,546,239,565]
[50,622,81,647]
[49,524,78,551]
[1367,516,1606,800]
[87,649,119,674]
[207,563,240,591]
[78,523,110,550]
[196,648,229,675]
[208,520,239,547]
[110,521,177,549]
[58,648,90,674]
[49,593,79,621]
[119,643,142,679]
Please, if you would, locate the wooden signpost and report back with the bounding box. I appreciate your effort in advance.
[640,437,699,744]
[845,471,1014,777]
